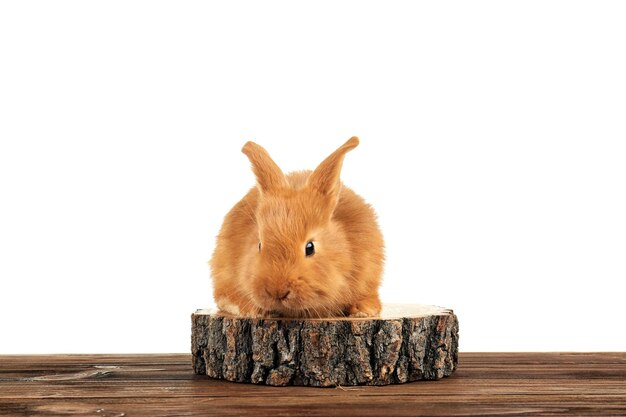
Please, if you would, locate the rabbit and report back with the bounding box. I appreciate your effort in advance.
[209,137,384,318]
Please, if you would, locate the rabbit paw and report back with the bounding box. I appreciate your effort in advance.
[347,296,382,318]
[348,310,370,318]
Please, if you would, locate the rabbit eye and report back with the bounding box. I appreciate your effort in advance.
[258,242,261,252]
[305,241,315,257]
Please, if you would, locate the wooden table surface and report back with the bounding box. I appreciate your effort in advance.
[1,353,624,416]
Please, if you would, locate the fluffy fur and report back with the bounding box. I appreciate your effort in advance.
[210,137,384,318]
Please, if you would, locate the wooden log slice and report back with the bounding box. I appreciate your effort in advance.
[191,304,459,387]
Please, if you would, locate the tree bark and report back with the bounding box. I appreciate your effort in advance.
[191,304,458,387]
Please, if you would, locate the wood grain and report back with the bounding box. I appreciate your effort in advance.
[0,353,625,416]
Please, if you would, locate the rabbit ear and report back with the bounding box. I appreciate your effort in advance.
[308,136,359,203]
[242,141,287,194]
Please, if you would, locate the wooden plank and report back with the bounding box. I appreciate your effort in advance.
[0,353,625,416]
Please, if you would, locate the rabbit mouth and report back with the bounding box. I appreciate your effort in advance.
[262,296,319,317]
[257,285,337,318]
[272,296,298,312]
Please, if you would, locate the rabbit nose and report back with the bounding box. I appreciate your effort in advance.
[266,287,291,301]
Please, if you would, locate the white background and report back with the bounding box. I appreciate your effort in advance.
[1,1,625,353]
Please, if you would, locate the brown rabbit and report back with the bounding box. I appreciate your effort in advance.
[210,137,384,318]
